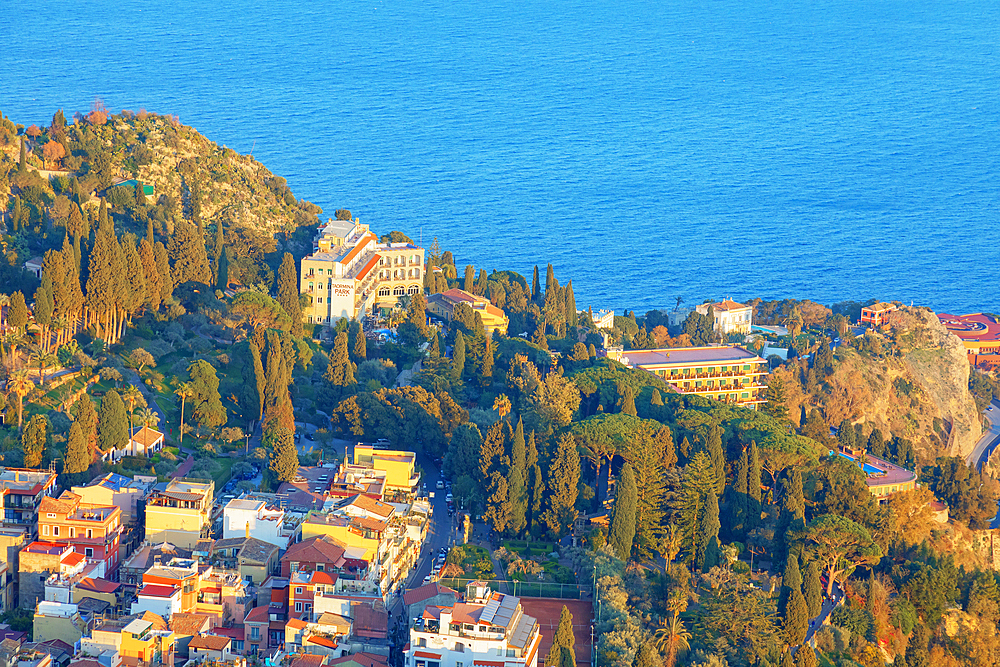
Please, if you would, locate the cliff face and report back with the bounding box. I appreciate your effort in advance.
[778,306,982,462]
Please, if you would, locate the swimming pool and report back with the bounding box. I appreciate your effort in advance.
[838,452,882,476]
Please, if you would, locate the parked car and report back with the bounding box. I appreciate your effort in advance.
[436,481,445,490]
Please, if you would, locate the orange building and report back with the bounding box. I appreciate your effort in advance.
[860,303,898,328]
[37,491,122,575]
[938,312,1000,369]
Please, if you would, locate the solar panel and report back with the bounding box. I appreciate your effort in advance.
[480,597,501,624]
[493,595,518,627]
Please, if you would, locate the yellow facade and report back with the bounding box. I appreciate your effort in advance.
[353,446,417,492]
[145,479,214,549]
[299,520,380,561]
[121,622,175,665]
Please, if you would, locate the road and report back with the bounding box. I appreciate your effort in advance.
[967,400,1000,468]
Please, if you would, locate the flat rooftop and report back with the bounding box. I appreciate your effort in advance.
[938,313,1000,344]
[618,345,763,367]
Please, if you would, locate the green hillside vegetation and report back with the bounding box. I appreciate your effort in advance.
[0,107,996,667]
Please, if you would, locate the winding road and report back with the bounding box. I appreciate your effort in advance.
[967,400,1000,469]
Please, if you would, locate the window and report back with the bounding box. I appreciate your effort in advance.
[233,640,244,651]
[305,603,312,612]
[455,644,464,653]
[507,650,516,658]
[250,627,261,640]
[316,563,324,571]
[456,663,463,667]
[295,602,302,612]
[85,548,94,557]
[417,638,426,648]
[87,529,93,538]
[407,285,419,295]
[42,526,49,536]
[394,286,405,296]
[295,587,303,594]
[52,526,59,537]
[46,513,56,518]
[69,527,75,538]
[496,648,504,657]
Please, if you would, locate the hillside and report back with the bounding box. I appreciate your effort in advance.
[774,306,982,462]
[0,106,323,283]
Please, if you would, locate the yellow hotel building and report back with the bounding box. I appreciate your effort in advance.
[608,345,769,409]
[352,445,420,497]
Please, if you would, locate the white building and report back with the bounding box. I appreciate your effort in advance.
[223,498,288,549]
[130,583,182,619]
[592,310,615,330]
[300,220,425,325]
[697,299,753,336]
[404,582,541,667]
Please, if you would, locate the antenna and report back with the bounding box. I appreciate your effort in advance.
[249,140,256,157]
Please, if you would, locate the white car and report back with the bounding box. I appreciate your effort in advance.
[436,480,445,490]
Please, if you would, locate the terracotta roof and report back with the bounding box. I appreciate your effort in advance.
[340,494,394,518]
[403,582,457,607]
[326,653,388,667]
[138,584,177,598]
[189,634,231,651]
[140,611,168,631]
[282,536,346,567]
[350,516,388,533]
[38,495,77,515]
[709,299,749,311]
[286,618,308,630]
[310,571,339,586]
[307,636,338,649]
[130,426,163,447]
[450,602,484,625]
[210,627,244,640]
[290,655,327,667]
[78,578,120,594]
[245,607,270,624]
[351,601,387,637]
[170,613,211,637]
[63,552,86,567]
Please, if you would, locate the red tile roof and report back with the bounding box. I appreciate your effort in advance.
[78,578,119,594]
[138,584,177,598]
[326,654,388,667]
[307,636,338,649]
[245,607,270,624]
[351,601,387,638]
[290,655,327,667]
[402,582,457,607]
[189,634,231,651]
[282,536,346,567]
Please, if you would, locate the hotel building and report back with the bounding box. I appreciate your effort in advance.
[426,289,509,336]
[300,220,425,325]
[938,312,1000,369]
[696,299,754,336]
[607,345,769,409]
[404,582,541,667]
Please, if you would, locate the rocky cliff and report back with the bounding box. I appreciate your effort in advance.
[776,306,983,463]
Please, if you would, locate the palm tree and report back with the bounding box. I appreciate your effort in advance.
[2,332,23,365]
[0,294,10,330]
[29,349,58,385]
[653,614,691,667]
[7,370,34,433]
[122,384,143,439]
[135,407,160,431]
[174,382,194,446]
[660,525,682,579]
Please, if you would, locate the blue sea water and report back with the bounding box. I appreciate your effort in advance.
[2,0,998,314]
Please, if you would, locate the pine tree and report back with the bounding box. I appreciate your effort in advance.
[506,418,528,535]
[168,220,212,286]
[707,425,726,494]
[544,606,577,667]
[620,386,637,416]
[97,390,128,455]
[543,433,580,537]
[804,560,823,618]
[608,463,638,561]
[353,322,367,362]
[265,424,299,484]
[630,642,660,667]
[325,331,356,393]
[65,421,90,474]
[783,588,809,646]
[21,415,47,468]
[451,331,466,383]
[276,253,303,337]
[678,450,717,566]
[531,266,540,302]
[8,292,28,332]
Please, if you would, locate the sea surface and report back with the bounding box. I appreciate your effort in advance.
[2,0,998,314]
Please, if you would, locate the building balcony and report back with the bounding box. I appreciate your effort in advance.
[672,383,766,394]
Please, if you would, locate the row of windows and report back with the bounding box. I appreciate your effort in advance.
[378,285,421,297]
[42,525,96,539]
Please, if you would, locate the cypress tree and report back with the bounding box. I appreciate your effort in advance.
[526,432,543,529]
[868,428,885,458]
[507,418,528,535]
[73,230,82,273]
[353,322,367,362]
[463,265,475,292]
[733,446,750,533]
[544,606,577,667]
[247,341,266,421]
[324,331,356,392]
[33,276,54,348]
[794,646,818,667]
[265,424,299,483]
[783,553,803,607]
[451,331,466,383]
[97,390,128,456]
[588,343,596,358]
[8,292,28,332]
[75,396,99,460]
[679,436,691,460]
[65,421,90,474]
[475,269,488,296]
[276,253,303,337]
[630,643,660,667]
[698,486,721,570]
[188,359,227,431]
[146,218,155,246]
[11,196,21,232]
[480,336,493,387]
[608,463,638,561]
[542,433,580,537]
[620,386,637,416]
[544,263,555,297]
[804,560,823,618]
[531,265,540,302]
[783,588,809,646]
[168,220,212,286]
[212,223,224,263]
[428,332,440,358]
[649,388,663,415]
[866,570,878,618]
[19,138,26,171]
[216,246,230,291]
[407,291,429,339]
[837,418,856,451]
[122,234,147,320]
[656,425,678,469]
[138,239,162,311]
[702,535,722,572]
[780,651,795,667]
[154,241,173,301]
[565,280,578,327]
[21,415,47,468]
[707,424,726,494]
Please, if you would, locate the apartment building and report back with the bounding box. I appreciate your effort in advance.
[404,582,541,667]
[351,446,420,499]
[696,299,753,336]
[71,474,155,526]
[145,479,214,549]
[222,499,288,549]
[131,559,249,623]
[0,469,59,534]
[37,492,123,575]
[426,289,509,336]
[607,345,769,410]
[300,220,425,325]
